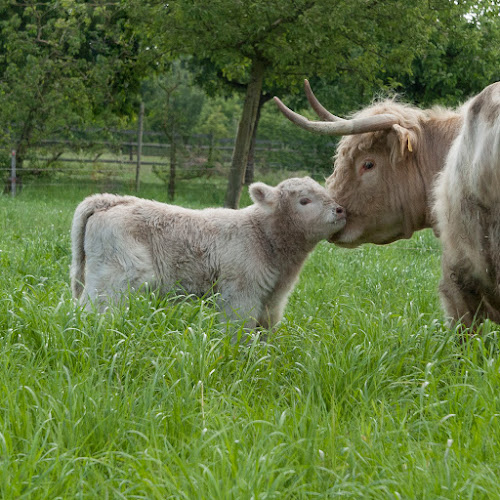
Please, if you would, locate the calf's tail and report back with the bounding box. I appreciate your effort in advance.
[70,193,133,299]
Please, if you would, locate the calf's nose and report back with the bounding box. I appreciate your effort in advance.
[334,205,345,219]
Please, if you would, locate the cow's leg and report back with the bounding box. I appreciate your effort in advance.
[220,296,259,330]
[81,262,152,313]
[439,259,487,331]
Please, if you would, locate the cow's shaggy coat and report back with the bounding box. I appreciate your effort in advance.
[70,177,345,331]
[277,80,500,328]
[433,83,500,327]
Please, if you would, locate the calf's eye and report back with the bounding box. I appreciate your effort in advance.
[300,198,312,206]
[362,160,375,171]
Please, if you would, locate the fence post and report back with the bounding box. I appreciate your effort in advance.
[10,149,16,197]
[135,101,145,192]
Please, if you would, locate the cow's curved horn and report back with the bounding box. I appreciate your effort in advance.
[304,80,344,122]
[274,87,399,136]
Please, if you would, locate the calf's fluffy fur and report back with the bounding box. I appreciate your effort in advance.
[70,177,345,329]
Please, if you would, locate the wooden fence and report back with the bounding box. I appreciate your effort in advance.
[1,128,333,194]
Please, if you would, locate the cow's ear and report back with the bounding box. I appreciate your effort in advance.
[392,124,417,158]
[249,182,278,209]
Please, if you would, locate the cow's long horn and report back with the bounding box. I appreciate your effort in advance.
[304,80,344,122]
[274,95,399,136]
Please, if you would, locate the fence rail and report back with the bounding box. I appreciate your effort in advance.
[2,129,334,196]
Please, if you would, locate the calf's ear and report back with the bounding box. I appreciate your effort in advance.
[249,182,278,209]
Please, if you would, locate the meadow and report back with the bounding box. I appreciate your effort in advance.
[1,177,500,499]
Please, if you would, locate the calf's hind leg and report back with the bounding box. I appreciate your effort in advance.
[82,252,155,312]
[81,261,129,311]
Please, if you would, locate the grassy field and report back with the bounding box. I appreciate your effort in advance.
[1,178,500,499]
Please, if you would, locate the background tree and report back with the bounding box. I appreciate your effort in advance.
[403,2,500,105]
[194,96,241,172]
[141,61,205,199]
[254,2,500,175]
[2,0,497,198]
[0,0,150,190]
[136,0,477,207]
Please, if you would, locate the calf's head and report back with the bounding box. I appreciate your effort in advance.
[249,176,346,243]
[275,81,428,248]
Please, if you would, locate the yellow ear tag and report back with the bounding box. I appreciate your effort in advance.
[407,137,413,152]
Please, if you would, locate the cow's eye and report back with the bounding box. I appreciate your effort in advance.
[300,198,312,206]
[362,160,375,171]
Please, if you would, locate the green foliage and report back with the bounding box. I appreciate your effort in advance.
[142,61,205,139]
[3,182,500,497]
[132,0,496,206]
[141,62,206,186]
[195,96,241,142]
[0,0,152,174]
[1,0,497,200]
[402,4,500,105]
[140,0,480,98]
[193,96,243,170]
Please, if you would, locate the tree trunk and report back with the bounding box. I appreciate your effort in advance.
[224,59,265,208]
[168,134,176,201]
[135,101,145,192]
[244,101,262,185]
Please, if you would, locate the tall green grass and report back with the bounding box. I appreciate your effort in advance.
[1,179,500,499]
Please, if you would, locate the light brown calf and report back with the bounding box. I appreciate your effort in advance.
[71,177,345,332]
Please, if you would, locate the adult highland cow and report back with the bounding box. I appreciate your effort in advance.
[275,80,500,328]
